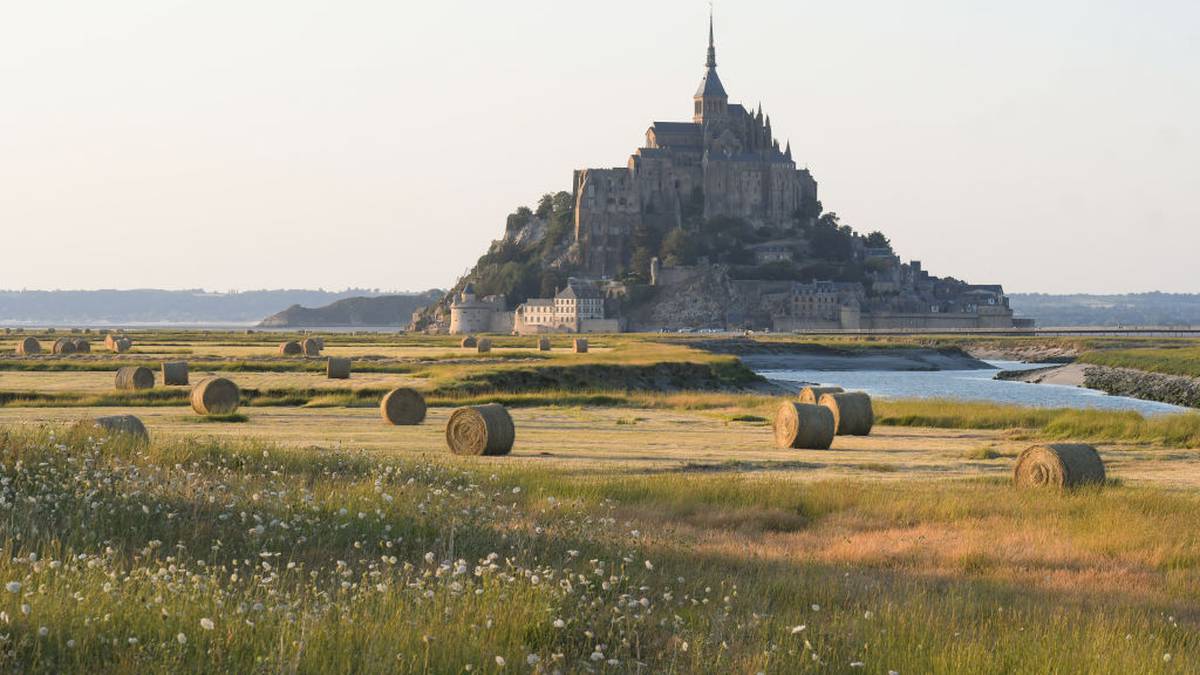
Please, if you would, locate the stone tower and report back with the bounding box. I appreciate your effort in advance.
[693,11,728,124]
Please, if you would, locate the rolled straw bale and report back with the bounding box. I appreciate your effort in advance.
[301,338,321,357]
[16,337,41,355]
[537,337,551,351]
[46,328,56,334]
[460,336,478,348]
[313,337,325,349]
[445,403,515,456]
[99,329,110,335]
[477,338,492,354]
[774,402,836,450]
[279,340,302,356]
[573,338,589,353]
[83,328,92,334]
[115,366,155,391]
[113,337,132,353]
[191,377,241,415]
[72,338,91,353]
[818,391,874,436]
[161,361,190,386]
[52,337,77,355]
[1013,444,1106,489]
[77,415,149,444]
[104,334,116,349]
[327,357,351,379]
[799,386,844,405]
[379,388,426,425]
[70,328,81,334]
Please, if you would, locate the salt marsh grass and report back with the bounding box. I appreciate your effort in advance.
[0,426,1196,672]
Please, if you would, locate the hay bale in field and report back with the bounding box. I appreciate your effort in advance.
[573,338,588,353]
[314,337,325,349]
[191,377,241,415]
[77,415,149,444]
[99,329,110,335]
[773,402,836,450]
[70,328,81,334]
[46,328,56,334]
[379,388,426,425]
[83,328,92,334]
[1013,444,1106,489]
[52,337,77,355]
[798,386,844,405]
[279,340,302,356]
[112,337,132,353]
[327,357,351,379]
[72,338,91,353]
[460,336,478,348]
[301,337,321,356]
[16,337,41,355]
[161,361,189,386]
[477,338,492,354]
[104,334,115,349]
[818,391,874,436]
[114,366,155,391]
[445,403,514,456]
[537,336,551,351]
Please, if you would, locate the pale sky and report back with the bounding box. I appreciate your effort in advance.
[1,1,1197,294]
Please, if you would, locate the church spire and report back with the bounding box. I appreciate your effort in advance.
[693,5,728,123]
[706,7,717,68]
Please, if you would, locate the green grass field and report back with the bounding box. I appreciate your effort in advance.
[1,427,1197,673]
[2,330,1200,672]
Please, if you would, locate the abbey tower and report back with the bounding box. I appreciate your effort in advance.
[572,14,819,277]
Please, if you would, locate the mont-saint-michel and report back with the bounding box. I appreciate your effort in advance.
[412,18,1022,335]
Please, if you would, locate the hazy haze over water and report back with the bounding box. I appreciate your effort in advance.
[1,0,1196,293]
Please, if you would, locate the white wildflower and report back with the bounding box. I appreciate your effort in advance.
[200,618,215,631]
[38,626,48,637]
[526,654,539,665]
[791,625,806,634]
[553,619,565,628]
[177,633,187,645]
[494,655,506,667]
[4,582,19,593]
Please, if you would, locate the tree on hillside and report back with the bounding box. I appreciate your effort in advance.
[865,231,892,251]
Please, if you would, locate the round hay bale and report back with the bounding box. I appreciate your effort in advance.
[477,338,492,354]
[460,336,478,349]
[818,391,874,436]
[313,337,325,349]
[301,338,321,357]
[798,386,844,405]
[16,337,41,355]
[115,366,155,391]
[380,388,427,425]
[279,340,302,356]
[327,357,351,379]
[1013,444,1106,489]
[52,337,77,355]
[77,415,149,444]
[445,403,515,456]
[191,377,241,415]
[104,334,116,349]
[161,361,190,386]
[72,338,91,353]
[537,337,551,351]
[774,402,836,450]
[573,338,589,353]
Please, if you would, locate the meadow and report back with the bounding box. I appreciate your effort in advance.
[0,329,1198,672]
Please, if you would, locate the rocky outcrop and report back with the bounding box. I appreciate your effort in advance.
[259,292,443,328]
[1082,366,1200,409]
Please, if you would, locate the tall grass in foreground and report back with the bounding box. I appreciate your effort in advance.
[876,399,1200,447]
[0,425,1197,672]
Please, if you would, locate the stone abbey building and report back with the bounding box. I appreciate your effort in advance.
[573,16,818,277]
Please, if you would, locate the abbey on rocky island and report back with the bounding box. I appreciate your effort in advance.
[573,15,818,277]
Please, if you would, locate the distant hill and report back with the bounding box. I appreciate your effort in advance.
[1009,293,1200,326]
[258,292,445,328]
[0,289,389,325]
